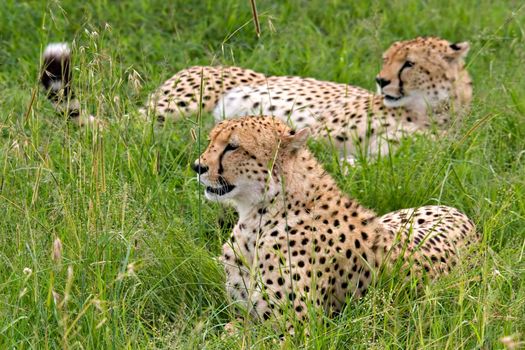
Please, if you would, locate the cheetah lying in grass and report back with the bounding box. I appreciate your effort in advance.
[150,36,471,161]
[193,116,478,329]
[41,37,471,161]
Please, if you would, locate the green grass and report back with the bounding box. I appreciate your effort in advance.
[1,0,524,348]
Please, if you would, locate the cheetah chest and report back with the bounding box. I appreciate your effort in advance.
[220,211,380,314]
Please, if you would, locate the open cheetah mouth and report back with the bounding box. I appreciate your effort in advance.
[205,184,236,196]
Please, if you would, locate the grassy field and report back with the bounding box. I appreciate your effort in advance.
[1,0,524,348]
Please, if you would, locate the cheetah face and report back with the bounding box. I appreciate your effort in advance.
[192,117,309,210]
[192,138,250,203]
[376,37,470,109]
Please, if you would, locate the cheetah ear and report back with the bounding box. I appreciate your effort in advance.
[445,41,470,62]
[282,128,310,152]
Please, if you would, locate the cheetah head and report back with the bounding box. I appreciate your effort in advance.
[193,116,309,211]
[376,37,471,110]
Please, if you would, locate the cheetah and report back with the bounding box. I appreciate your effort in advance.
[193,116,478,329]
[40,37,471,160]
[151,36,471,161]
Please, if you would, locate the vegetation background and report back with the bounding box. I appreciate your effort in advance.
[1,0,524,348]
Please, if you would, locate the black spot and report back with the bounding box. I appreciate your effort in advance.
[336,134,348,142]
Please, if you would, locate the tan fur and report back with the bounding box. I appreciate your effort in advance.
[193,116,478,328]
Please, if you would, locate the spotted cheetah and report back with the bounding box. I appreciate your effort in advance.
[151,36,471,160]
[193,116,477,328]
[40,37,471,160]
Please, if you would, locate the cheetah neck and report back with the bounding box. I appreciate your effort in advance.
[267,149,371,221]
[280,150,342,203]
[378,94,456,128]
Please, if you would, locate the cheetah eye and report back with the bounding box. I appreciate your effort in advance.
[224,143,239,153]
[402,61,414,69]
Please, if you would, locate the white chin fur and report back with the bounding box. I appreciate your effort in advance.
[204,187,238,201]
[44,42,70,58]
[382,96,408,108]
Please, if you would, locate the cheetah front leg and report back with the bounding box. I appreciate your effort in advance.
[221,242,272,322]
[221,245,310,336]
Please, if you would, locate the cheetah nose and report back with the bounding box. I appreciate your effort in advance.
[192,162,209,175]
[375,77,391,88]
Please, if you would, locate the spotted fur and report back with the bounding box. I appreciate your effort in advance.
[150,37,471,160]
[193,116,478,327]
